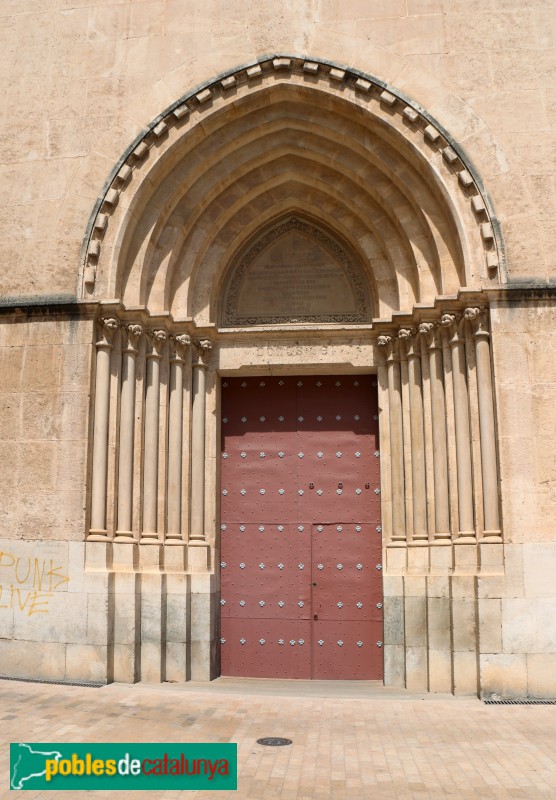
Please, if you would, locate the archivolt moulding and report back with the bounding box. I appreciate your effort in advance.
[80,54,506,318]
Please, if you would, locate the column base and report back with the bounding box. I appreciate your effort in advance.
[481,531,503,543]
[454,534,477,545]
[114,532,136,544]
[87,529,110,542]
[432,536,452,545]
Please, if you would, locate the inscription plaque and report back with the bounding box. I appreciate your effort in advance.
[222,216,370,326]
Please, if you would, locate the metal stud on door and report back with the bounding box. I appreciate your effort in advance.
[220,375,382,680]
[311,523,383,679]
[297,376,381,523]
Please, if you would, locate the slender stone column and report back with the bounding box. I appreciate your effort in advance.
[142,329,167,542]
[189,338,213,545]
[405,330,428,542]
[378,335,406,544]
[420,322,451,541]
[116,323,143,541]
[375,347,392,543]
[442,313,475,541]
[89,317,118,539]
[465,308,501,539]
[167,334,191,543]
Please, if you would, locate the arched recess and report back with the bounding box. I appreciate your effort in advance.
[81,55,504,322]
[220,213,374,326]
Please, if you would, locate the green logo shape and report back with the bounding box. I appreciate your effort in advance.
[10,743,237,791]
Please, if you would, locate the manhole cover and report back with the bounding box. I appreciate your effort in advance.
[256,737,292,747]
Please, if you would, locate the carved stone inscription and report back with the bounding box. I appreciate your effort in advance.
[239,230,356,315]
[223,217,370,325]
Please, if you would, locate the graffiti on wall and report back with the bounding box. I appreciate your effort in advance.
[0,551,69,616]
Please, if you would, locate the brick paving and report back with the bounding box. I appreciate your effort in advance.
[1,678,556,799]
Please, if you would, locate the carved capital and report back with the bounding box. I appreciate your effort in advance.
[402,328,425,359]
[195,337,213,365]
[171,333,192,361]
[376,333,400,363]
[418,321,442,351]
[376,334,391,364]
[463,306,481,321]
[441,312,466,345]
[121,322,143,352]
[397,328,413,359]
[440,313,457,329]
[147,328,167,357]
[97,317,119,348]
[418,322,435,337]
[465,306,490,338]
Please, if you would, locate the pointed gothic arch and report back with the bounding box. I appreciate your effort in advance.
[81,54,504,323]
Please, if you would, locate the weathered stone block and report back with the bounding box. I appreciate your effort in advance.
[404,576,426,597]
[480,653,527,698]
[452,598,477,652]
[405,646,428,690]
[166,641,188,682]
[407,545,428,573]
[382,575,404,597]
[140,641,163,683]
[112,643,137,683]
[522,543,556,599]
[166,592,189,643]
[383,644,405,687]
[385,546,406,573]
[428,649,453,693]
[86,593,110,645]
[114,592,139,645]
[427,597,451,650]
[453,651,478,695]
[0,640,67,681]
[479,542,504,573]
[453,544,478,572]
[502,598,556,653]
[141,589,163,643]
[66,643,108,683]
[478,598,503,653]
[190,639,216,681]
[190,592,214,642]
[404,596,427,647]
[527,653,556,698]
[383,596,404,646]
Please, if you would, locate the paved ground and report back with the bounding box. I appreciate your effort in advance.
[2,677,556,799]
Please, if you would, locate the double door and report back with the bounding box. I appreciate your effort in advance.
[219,375,383,680]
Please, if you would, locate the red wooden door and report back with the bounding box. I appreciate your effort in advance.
[219,375,383,679]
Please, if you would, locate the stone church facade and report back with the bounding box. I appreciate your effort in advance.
[0,1,554,697]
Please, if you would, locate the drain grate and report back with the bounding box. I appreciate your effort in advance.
[0,676,104,689]
[257,737,292,746]
[483,699,556,705]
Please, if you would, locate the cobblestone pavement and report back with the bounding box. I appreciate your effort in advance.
[2,678,556,799]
